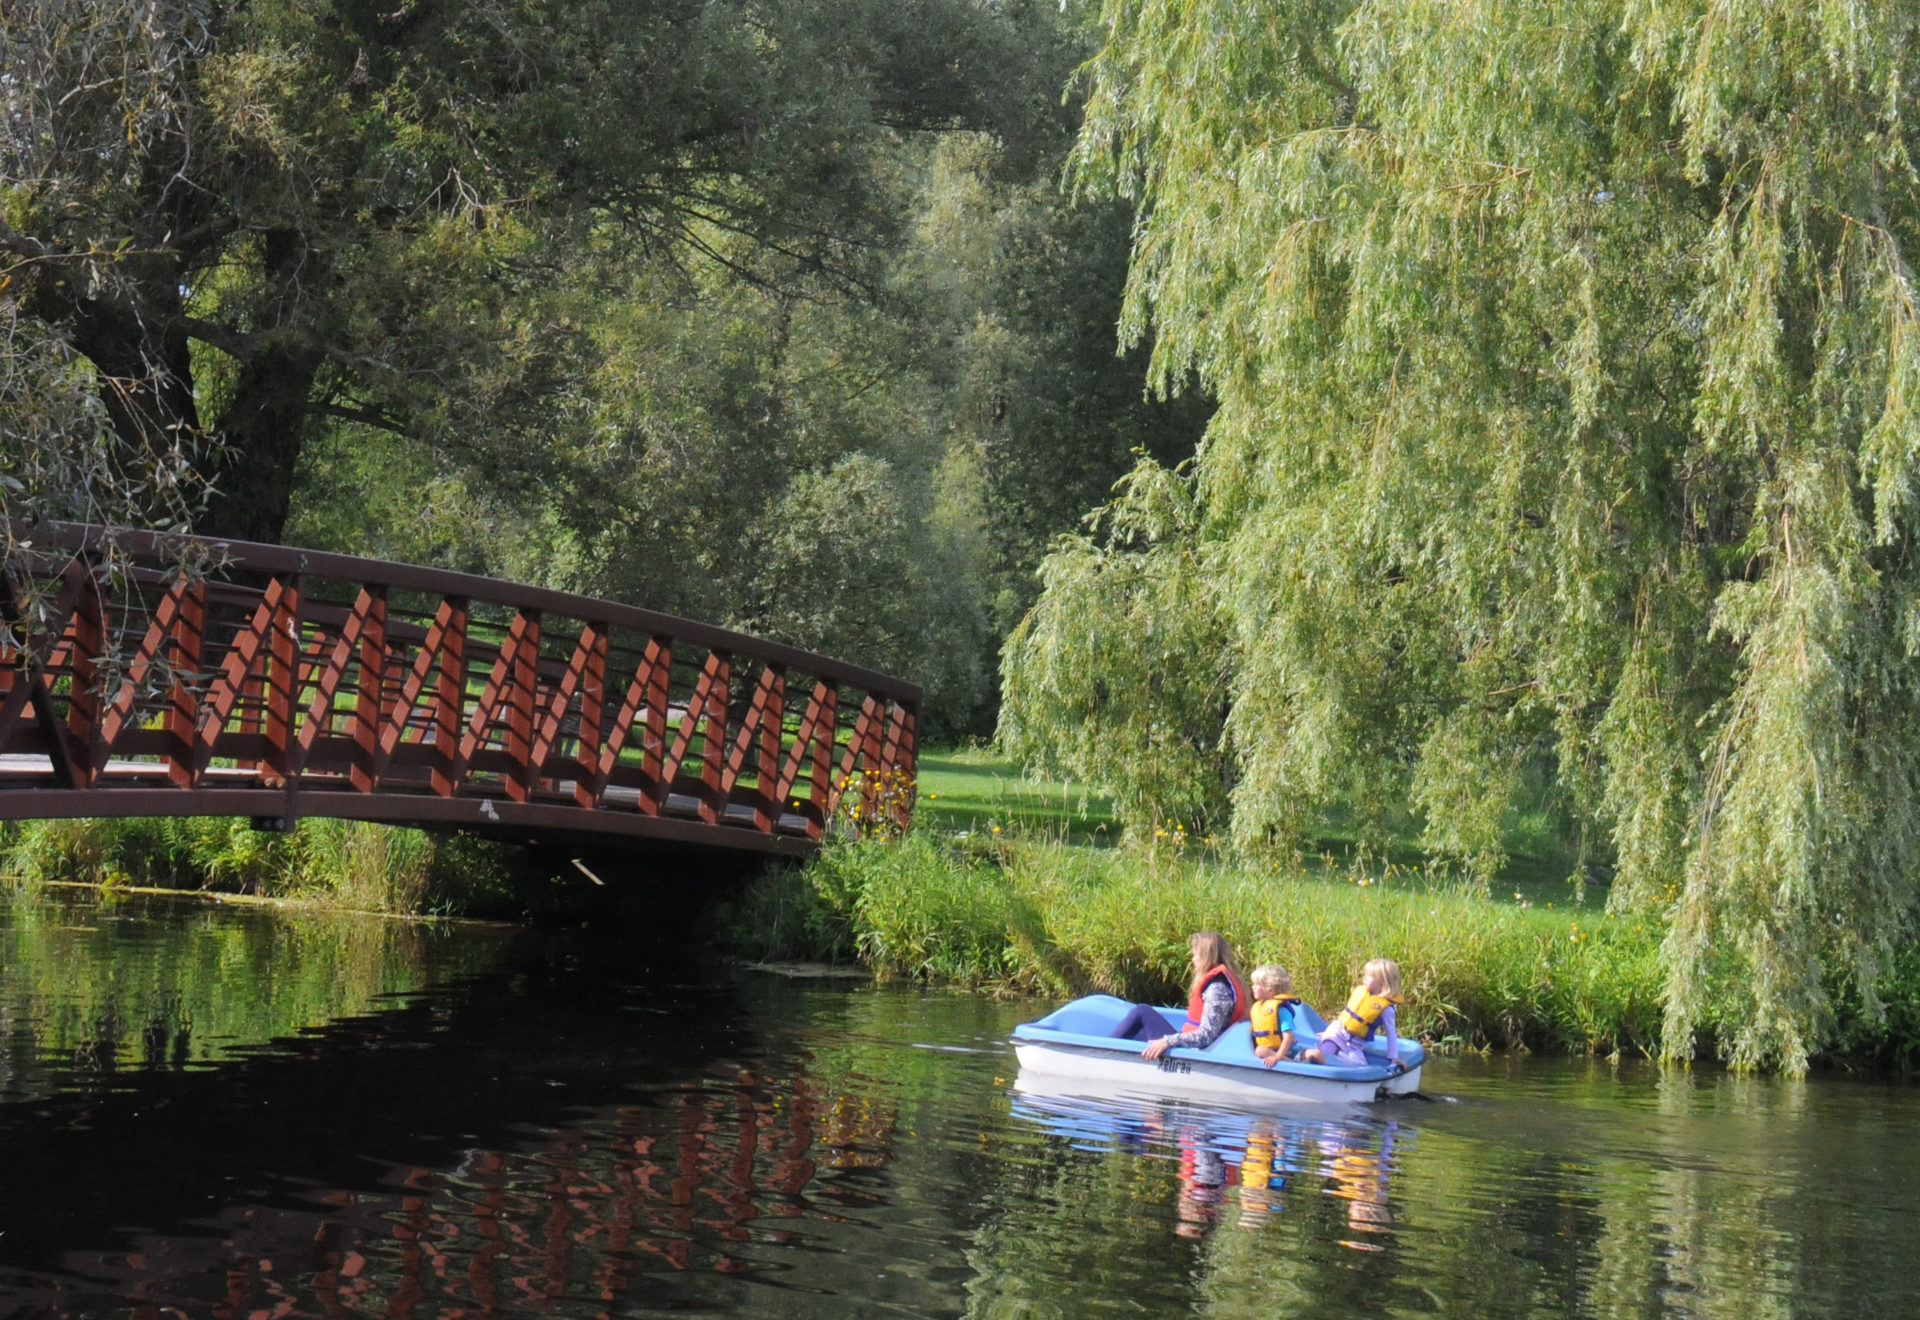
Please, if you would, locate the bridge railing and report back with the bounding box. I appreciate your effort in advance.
[0,523,921,855]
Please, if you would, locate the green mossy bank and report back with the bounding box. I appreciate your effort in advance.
[717,834,1920,1072]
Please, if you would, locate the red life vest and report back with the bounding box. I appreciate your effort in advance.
[1182,964,1251,1032]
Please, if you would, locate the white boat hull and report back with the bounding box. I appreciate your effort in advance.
[1014,1038,1421,1107]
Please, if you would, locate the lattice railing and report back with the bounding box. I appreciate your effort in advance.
[0,524,921,855]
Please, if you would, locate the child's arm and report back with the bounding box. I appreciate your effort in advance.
[1277,1004,1299,1059]
[1381,1004,1400,1062]
[1266,1005,1297,1066]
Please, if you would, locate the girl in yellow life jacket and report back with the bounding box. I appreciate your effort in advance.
[1248,964,1303,1066]
[1302,958,1404,1072]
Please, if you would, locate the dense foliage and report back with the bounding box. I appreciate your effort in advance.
[1,0,1206,739]
[2,0,1034,537]
[0,816,517,915]
[1000,0,1920,1071]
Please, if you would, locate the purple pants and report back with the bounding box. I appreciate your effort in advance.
[1316,1030,1368,1068]
[1112,1004,1183,1041]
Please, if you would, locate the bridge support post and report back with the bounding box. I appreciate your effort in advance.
[347,588,387,793]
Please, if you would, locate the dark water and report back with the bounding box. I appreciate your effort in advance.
[0,888,1916,1318]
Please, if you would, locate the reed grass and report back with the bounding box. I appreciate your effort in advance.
[720,833,1666,1056]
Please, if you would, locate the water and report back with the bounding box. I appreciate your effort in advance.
[0,888,1915,1318]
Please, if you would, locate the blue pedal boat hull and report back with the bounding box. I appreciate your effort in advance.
[1011,994,1425,1106]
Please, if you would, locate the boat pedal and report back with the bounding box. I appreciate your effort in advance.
[1375,1087,1439,1103]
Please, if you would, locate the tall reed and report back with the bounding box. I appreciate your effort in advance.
[720,834,1666,1055]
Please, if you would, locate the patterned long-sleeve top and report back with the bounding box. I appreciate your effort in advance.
[1164,980,1235,1050]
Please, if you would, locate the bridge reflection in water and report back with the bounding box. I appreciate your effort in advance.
[46,1072,902,1315]
[0,524,919,856]
[23,1075,1399,1316]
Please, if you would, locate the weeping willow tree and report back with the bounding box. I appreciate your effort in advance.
[1000,0,1920,1072]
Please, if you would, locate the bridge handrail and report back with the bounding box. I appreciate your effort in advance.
[14,522,920,703]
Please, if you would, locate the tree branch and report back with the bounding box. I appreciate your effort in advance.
[175,315,263,359]
[1293,23,1360,125]
[165,214,240,258]
[0,217,62,262]
[311,399,410,436]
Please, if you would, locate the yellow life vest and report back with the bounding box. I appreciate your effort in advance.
[1241,1130,1281,1189]
[1336,987,1399,1040]
[1250,996,1300,1049]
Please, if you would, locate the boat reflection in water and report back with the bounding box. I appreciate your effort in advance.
[1009,1072,1405,1250]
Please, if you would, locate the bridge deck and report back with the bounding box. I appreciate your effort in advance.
[0,524,920,857]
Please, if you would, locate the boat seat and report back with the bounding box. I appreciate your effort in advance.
[1027,994,1137,1037]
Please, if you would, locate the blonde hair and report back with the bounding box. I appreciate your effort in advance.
[1250,964,1293,995]
[1188,931,1241,995]
[1364,957,1402,998]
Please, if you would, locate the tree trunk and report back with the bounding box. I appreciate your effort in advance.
[198,341,326,544]
[62,266,202,493]
[198,229,330,545]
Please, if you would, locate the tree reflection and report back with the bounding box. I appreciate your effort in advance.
[0,888,510,1101]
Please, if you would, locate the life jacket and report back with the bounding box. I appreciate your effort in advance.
[1335,987,1399,1040]
[1250,996,1301,1050]
[1241,1130,1278,1188]
[1183,964,1251,1032]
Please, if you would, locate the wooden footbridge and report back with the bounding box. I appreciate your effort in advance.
[0,523,918,857]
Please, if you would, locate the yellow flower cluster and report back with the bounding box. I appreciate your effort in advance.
[830,764,917,840]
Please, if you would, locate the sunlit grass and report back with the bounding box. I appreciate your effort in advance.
[912,746,1597,907]
[913,745,1120,845]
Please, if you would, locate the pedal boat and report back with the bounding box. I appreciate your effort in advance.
[1011,994,1425,1106]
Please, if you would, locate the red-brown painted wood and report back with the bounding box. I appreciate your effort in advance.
[0,523,921,859]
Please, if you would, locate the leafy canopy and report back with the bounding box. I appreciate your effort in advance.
[1001,0,1920,1071]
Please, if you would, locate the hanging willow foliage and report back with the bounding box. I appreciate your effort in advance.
[1000,0,1920,1071]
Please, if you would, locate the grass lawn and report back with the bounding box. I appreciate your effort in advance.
[912,745,1599,908]
[913,746,1120,845]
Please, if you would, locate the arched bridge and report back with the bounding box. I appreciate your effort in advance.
[0,523,918,857]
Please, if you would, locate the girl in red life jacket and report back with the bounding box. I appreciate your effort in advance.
[1108,931,1251,1059]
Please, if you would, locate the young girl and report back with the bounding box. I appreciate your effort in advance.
[1109,931,1250,1059]
[1248,964,1304,1066]
[1303,958,1404,1071]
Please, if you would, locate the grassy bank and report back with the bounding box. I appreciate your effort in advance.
[0,816,519,916]
[717,832,1665,1056]
[718,746,1674,1055]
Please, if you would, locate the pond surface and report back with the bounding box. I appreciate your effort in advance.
[0,887,1915,1319]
